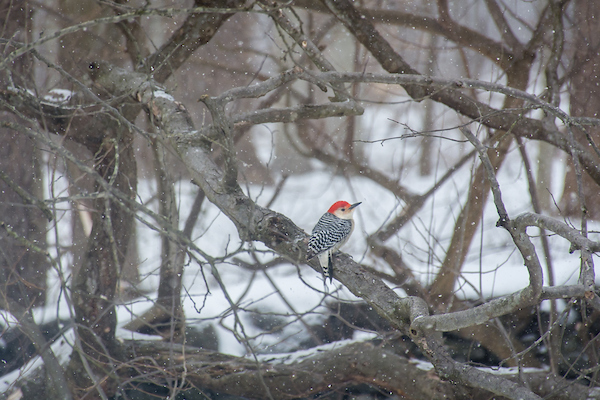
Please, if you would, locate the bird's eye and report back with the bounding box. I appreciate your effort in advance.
[341,208,346,211]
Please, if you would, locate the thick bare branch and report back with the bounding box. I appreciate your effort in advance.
[294,0,518,70]
[123,340,458,399]
[321,0,428,99]
[0,5,252,72]
[145,0,248,83]
[484,0,524,53]
[259,0,351,101]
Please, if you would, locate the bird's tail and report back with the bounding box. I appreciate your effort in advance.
[324,252,333,284]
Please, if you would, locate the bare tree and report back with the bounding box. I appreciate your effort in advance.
[1,1,600,399]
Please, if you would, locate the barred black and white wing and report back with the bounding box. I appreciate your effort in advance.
[306,213,352,260]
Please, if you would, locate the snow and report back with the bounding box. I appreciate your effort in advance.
[410,358,550,376]
[42,89,73,103]
[153,90,175,102]
[258,333,378,366]
[410,358,434,371]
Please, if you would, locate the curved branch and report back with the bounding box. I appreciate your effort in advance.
[513,213,600,253]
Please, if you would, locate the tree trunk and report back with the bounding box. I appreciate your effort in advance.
[66,126,137,399]
[0,0,49,309]
[560,0,600,219]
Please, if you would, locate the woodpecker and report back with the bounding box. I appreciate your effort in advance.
[306,201,361,283]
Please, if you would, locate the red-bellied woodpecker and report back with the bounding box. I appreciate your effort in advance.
[306,200,361,283]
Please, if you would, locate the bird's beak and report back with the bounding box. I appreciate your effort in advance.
[349,202,361,210]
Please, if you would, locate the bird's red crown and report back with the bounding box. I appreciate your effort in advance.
[328,201,352,213]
